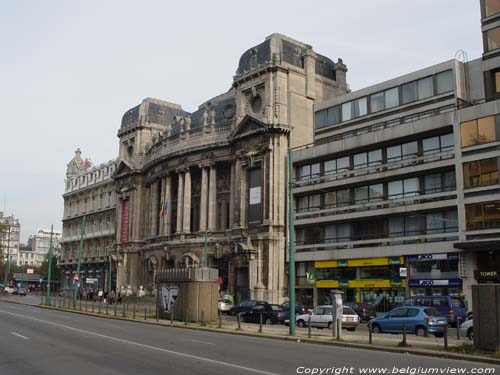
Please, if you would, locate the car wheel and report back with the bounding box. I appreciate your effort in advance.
[347,327,356,332]
[434,332,444,338]
[467,327,474,341]
[327,322,332,330]
[371,324,382,334]
[297,320,306,328]
[415,325,427,337]
[265,318,272,325]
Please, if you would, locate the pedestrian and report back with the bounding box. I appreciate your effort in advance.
[117,291,122,304]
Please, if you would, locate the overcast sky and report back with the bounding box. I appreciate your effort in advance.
[1,1,482,242]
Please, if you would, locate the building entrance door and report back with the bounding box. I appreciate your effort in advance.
[235,267,249,304]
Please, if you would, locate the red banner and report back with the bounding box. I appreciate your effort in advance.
[121,200,129,243]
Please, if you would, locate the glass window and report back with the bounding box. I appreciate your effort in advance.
[354,153,367,169]
[337,189,351,207]
[463,157,499,188]
[478,116,496,143]
[368,149,382,166]
[324,191,337,207]
[337,157,350,171]
[369,184,384,201]
[436,70,454,94]
[404,178,420,196]
[385,87,399,109]
[387,145,402,162]
[402,141,418,158]
[388,180,403,198]
[440,134,454,151]
[426,212,444,234]
[417,77,433,100]
[299,165,311,180]
[315,110,326,129]
[354,97,368,117]
[338,223,351,241]
[461,120,479,147]
[324,224,337,241]
[486,27,500,51]
[485,0,500,17]
[423,136,440,155]
[324,160,336,175]
[443,171,456,191]
[467,201,500,230]
[402,81,417,104]
[327,106,340,126]
[370,92,385,113]
[389,217,404,237]
[495,71,500,93]
[406,215,422,235]
[342,102,352,122]
[424,174,442,194]
[311,163,320,178]
[445,210,458,232]
[354,186,369,203]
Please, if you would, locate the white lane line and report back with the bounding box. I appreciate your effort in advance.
[190,339,215,346]
[0,309,278,375]
[11,332,30,340]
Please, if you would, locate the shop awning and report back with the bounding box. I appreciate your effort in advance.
[453,240,500,252]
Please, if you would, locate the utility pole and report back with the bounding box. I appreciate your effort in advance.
[2,226,11,294]
[45,225,54,305]
[288,147,296,336]
[73,216,86,308]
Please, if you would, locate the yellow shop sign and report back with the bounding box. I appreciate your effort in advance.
[315,257,404,269]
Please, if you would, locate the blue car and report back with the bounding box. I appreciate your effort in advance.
[403,296,466,326]
[369,306,448,337]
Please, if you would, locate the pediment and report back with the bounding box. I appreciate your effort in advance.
[229,114,269,141]
[113,160,134,177]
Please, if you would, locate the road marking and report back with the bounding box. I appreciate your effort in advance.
[0,309,278,375]
[10,332,30,340]
[190,339,215,346]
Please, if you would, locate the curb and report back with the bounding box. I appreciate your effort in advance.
[1,298,499,366]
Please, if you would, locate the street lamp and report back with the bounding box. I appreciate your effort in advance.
[2,226,11,294]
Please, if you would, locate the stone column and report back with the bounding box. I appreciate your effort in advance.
[233,160,241,228]
[183,168,191,233]
[199,166,208,231]
[159,177,165,236]
[208,163,217,231]
[176,171,184,234]
[239,163,247,228]
[164,174,172,236]
[151,180,159,236]
[229,162,235,229]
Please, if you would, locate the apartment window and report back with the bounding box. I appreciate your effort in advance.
[354,186,369,204]
[460,116,497,147]
[354,183,383,205]
[385,87,399,109]
[324,223,351,243]
[298,163,320,180]
[354,97,367,117]
[297,194,321,212]
[324,189,351,208]
[353,153,367,170]
[370,92,385,113]
[463,157,500,188]
[388,177,420,199]
[466,200,500,230]
[485,0,500,16]
[486,27,500,52]
[402,81,417,104]
[315,111,326,129]
[342,102,352,121]
[495,71,500,94]
[387,141,418,162]
[369,184,384,201]
[417,77,433,100]
[436,70,454,94]
[324,157,349,176]
[422,133,454,155]
[426,211,457,234]
[327,106,340,126]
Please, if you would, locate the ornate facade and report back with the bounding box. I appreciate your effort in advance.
[112,34,348,303]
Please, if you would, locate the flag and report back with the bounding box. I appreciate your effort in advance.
[159,197,168,218]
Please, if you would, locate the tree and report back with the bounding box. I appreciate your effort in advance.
[40,253,60,281]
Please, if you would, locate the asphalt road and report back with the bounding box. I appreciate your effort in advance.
[0,301,498,375]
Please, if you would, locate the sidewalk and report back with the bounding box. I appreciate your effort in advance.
[1,294,498,365]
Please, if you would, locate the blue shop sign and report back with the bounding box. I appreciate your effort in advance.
[408,278,462,287]
[407,253,459,262]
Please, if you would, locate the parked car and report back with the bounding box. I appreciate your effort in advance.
[13,288,26,296]
[4,285,15,294]
[240,303,285,325]
[403,296,466,326]
[278,301,311,323]
[370,306,447,337]
[229,300,265,316]
[460,318,474,341]
[344,302,377,322]
[218,298,234,314]
[294,305,360,331]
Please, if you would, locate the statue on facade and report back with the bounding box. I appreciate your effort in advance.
[202,110,209,126]
[137,285,146,297]
[126,285,134,296]
[210,109,216,125]
[185,115,191,131]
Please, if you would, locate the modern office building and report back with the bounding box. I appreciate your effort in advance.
[291,0,500,310]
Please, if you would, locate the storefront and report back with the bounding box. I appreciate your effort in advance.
[315,257,406,312]
[407,252,462,297]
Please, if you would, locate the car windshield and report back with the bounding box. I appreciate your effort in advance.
[451,297,465,308]
[343,307,355,315]
[424,308,443,317]
[270,305,283,311]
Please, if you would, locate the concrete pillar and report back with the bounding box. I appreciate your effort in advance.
[159,177,165,236]
[208,163,217,231]
[176,171,184,234]
[183,168,191,233]
[164,174,172,236]
[151,180,159,236]
[199,166,208,231]
[240,164,247,228]
[233,161,241,228]
[229,162,235,229]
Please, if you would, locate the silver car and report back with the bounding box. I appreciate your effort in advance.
[218,298,234,313]
[459,318,473,340]
[295,305,360,331]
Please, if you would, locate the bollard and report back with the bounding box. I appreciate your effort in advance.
[369,321,373,344]
[236,314,241,330]
[98,301,101,314]
[259,313,263,333]
[336,319,340,340]
[400,321,408,347]
[40,292,43,305]
[133,305,136,320]
[218,310,222,329]
[308,315,312,338]
[201,310,205,327]
[444,324,449,351]
[171,307,174,325]
[144,305,147,320]
[456,317,461,340]
[122,303,125,317]
[85,299,88,312]
[184,311,188,325]
[105,303,109,315]
[114,302,117,317]
[79,298,82,310]
[92,299,95,313]
[156,304,159,322]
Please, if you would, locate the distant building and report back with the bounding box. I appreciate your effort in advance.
[0,212,21,265]
[25,229,62,268]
